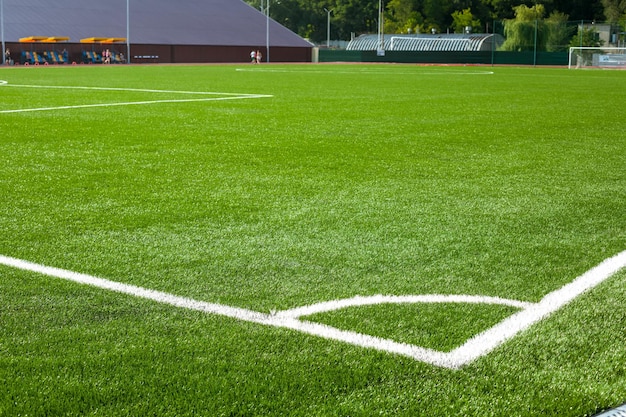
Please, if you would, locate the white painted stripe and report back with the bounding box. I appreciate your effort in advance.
[2,82,267,96]
[0,254,452,365]
[0,255,267,322]
[235,68,495,75]
[446,250,626,368]
[1,250,625,369]
[0,82,272,114]
[277,294,532,319]
[0,95,272,114]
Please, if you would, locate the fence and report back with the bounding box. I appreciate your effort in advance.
[318,19,626,66]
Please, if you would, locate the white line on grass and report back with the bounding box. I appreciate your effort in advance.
[235,68,495,75]
[1,250,625,369]
[0,81,273,114]
[276,294,533,319]
[1,82,266,96]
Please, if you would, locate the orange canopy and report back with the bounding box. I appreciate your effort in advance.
[19,36,70,43]
[80,37,127,44]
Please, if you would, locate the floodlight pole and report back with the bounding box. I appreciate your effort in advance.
[324,8,333,48]
[1,0,5,65]
[126,0,131,64]
[376,0,384,55]
[265,0,270,63]
[533,19,537,66]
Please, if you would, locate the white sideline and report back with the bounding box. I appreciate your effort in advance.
[1,250,625,369]
[0,81,273,113]
[235,68,495,76]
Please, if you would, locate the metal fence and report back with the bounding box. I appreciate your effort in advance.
[319,19,626,66]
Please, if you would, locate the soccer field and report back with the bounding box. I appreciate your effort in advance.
[1,64,625,416]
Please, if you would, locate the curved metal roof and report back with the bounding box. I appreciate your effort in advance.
[346,34,504,52]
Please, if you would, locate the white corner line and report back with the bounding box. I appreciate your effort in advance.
[1,250,625,370]
[446,249,626,368]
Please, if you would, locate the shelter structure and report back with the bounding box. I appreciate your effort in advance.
[346,33,504,52]
[17,36,70,65]
[1,0,312,64]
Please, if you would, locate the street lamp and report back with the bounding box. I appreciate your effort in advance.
[324,8,333,48]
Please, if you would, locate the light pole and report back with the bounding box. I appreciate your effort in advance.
[324,8,333,48]
[266,0,270,62]
[377,0,385,55]
[126,0,131,63]
[1,0,5,65]
[261,0,270,62]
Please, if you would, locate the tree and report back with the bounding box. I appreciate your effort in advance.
[484,0,530,19]
[385,0,424,33]
[569,25,605,48]
[601,0,626,22]
[333,0,381,39]
[545,11,574,51]
[499,4,548,51]
[242,0,608,44]
[552,0,605,20]
[451,8,482,33]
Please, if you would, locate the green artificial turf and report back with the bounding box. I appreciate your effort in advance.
[0,64,625,416]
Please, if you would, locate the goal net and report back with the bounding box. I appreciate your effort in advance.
[568,47,626,69]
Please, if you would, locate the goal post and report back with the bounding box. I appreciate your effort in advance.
[568,47,626,69]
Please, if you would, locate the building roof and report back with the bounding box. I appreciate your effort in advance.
[1,0,312,48]
[346,34,504,52]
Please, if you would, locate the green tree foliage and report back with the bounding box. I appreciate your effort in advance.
[569,26,605,48]
[384,0,424,34]
[601,0,626,22]
[500,4,548,51]
[244,0,611,43]
[553,0,605,21]
[545,11,574,51]
[451,8,482,33]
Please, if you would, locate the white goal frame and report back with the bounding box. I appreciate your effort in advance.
[568,46,626,69]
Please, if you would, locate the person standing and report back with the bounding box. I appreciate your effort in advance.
[250,50,256,63]
[103,49,111,64]
[256,50,262,64]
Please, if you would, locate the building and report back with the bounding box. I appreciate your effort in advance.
[346,33,504,52]
[1,0,313,64]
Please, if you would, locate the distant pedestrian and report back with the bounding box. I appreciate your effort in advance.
[103,49,111,64]
[250,50,256,63]
[256,50,262,64]
[4,48,11,65]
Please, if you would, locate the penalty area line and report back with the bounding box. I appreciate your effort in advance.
[0,95,272,114]
[0,81,267,96]
[0,81,272,114]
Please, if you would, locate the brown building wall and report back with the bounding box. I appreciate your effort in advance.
[133,44,312,63]
[4,42,311,65]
